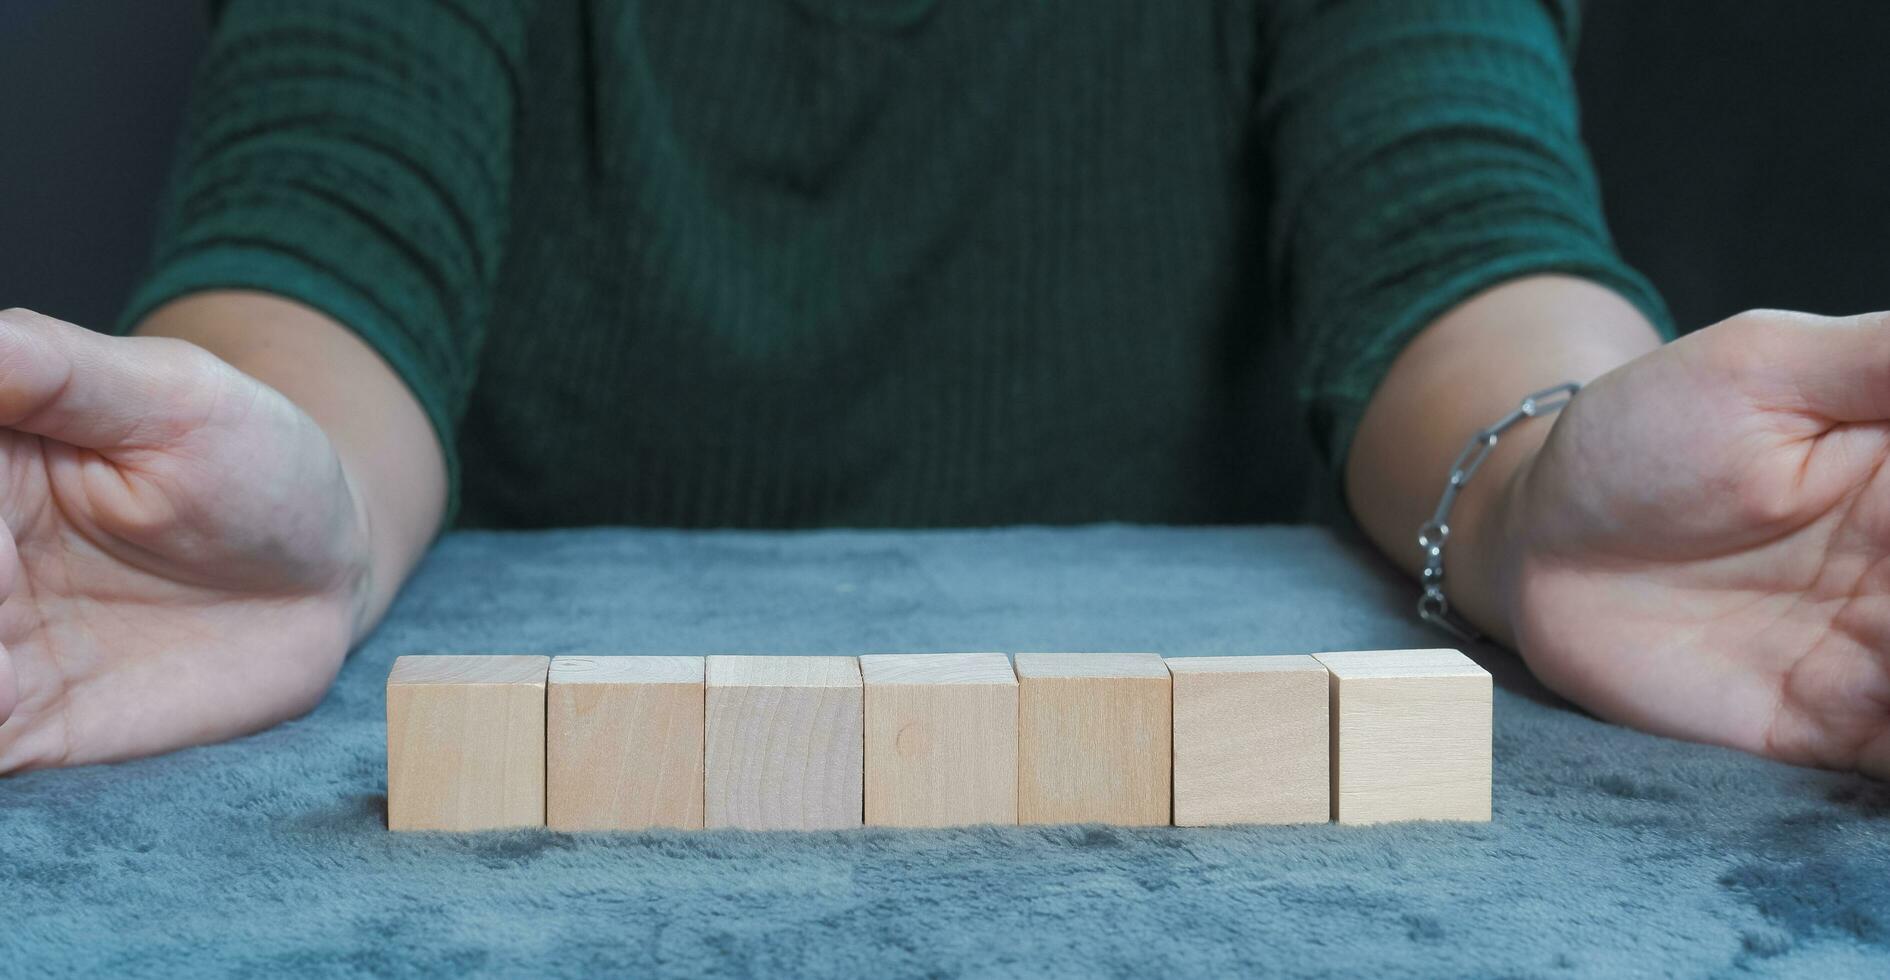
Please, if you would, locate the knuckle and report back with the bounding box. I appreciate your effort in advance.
[1701,308,1827,377]
[1698,317,1772,377]
[1718,309,1785,344]
[1720,307,1829,345]
[138,337,261,433]
[133,335,220,379]
[111,337,224,433]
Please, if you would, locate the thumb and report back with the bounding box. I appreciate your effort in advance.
[1723,308,1890,424]
[0,307,220,451]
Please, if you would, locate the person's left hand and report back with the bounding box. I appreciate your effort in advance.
[1495,308,1890,778]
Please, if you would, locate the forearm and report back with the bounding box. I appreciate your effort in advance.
[1345,275,1662,646]
[136,291,447,639]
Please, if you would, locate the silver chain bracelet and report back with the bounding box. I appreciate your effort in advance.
[1417,381,1580,642]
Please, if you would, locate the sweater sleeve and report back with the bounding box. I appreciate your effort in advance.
[119,0,534,513]
[1258,0,1674,474]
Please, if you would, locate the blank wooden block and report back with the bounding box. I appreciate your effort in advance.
[704,656,863,830]
[1168,655,1329,826]
[386,655,548,831]
[1014,653,1171,826]
[1313,649,1492,825]
[547,656,704,831]
[860,653,1018,827]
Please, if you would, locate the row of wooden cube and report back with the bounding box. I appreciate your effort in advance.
[386,650,1491,832]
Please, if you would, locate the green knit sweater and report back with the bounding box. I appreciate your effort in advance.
[124,0,1666,528]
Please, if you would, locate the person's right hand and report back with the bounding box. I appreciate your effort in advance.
[0,308,371,772]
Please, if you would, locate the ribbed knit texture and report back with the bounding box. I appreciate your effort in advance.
[122,0,1668,529]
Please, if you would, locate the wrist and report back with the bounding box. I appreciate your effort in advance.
[1441,421,1546,648]
[1345,276,1660,648]
[331,449,385,644]
[138,291,446,639]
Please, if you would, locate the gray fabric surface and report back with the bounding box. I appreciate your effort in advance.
[3,525,1886,978]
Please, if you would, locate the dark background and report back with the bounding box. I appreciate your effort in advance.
[3,1,1887,334]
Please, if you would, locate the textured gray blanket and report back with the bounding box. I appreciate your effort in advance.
[3,526,1885,977]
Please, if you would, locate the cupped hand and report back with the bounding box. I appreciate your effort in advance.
[1504,309,1890,778]
[0,308,369,772]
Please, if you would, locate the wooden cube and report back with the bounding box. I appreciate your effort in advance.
[704,656,863,830]
[860,653,1018,827]
[1168,655,1329,826]
[1014,653,1171,825]
[1312,649,1492,824]
[547,656,705,831]
[386,655,549,831]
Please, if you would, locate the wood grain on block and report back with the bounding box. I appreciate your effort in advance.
[1312,649,1492,825]
[547,656,705,831]
[1168,655,1329,826]
[704,656,863,830]
[1014,653,1171,826]
[386,655,549,831]
[860,653,1018,827]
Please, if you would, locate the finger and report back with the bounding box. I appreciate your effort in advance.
[1731,308,1890,423]
[0,307,217,451]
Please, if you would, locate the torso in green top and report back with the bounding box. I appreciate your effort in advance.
[129,0,1661,528]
